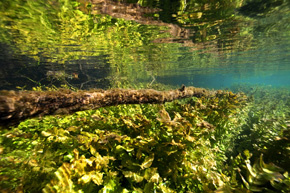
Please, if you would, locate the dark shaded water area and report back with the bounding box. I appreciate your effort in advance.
[0,0,290,91]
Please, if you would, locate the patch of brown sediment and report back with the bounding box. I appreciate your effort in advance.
[0,86,217,126]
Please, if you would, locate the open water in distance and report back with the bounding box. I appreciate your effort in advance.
[0,0,290,91]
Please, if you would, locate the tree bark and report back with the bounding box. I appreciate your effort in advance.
[0,86,217,126]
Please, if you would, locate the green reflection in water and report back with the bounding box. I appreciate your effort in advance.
[0,0,290,90]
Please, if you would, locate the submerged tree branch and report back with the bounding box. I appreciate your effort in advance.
[0,86,218,126]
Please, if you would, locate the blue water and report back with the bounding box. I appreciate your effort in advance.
[157,69,290,90]
[157,38,290,89]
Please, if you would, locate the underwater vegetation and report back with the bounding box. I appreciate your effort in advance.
[1,85,290,192]
[0,0,290,192]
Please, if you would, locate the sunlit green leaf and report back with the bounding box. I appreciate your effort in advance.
[123,171,144,183]
[78,174,92,184]
[141,154,154,169]
[91,172,104,185]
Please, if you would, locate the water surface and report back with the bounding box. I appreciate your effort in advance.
[0,0,290,90]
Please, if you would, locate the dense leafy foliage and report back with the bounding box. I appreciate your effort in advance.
[1,90,249,192]
[224,84,290,192]
[231,85,290,170]
[2,85,289,192]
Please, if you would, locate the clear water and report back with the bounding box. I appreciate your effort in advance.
[1,2,290,191]
[0,0,290,90]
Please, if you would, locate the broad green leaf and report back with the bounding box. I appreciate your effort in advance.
[78,174,92,184]
[91,172,104,185]
[141,154,154,169]
[122,171,144,183]
[150,173,161,183]
[144,182,154,193]
[41,131,52,137]
[144,167,158,181]
[158,183,175,193]
[42,163,74,193]
[116,145,134,153]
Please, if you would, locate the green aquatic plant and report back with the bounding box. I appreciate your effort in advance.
[0,90,249,192]
[224,151,290,193]
[184,91,249,162]
[230,85,290,169]
[241,154,290,192]
[3,86,289,192]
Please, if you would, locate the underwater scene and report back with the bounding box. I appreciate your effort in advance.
[1,0,290,192]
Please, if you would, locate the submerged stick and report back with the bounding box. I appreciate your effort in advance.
[0,86,216,126]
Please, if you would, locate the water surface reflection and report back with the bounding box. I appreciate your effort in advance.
[0,0,289,90]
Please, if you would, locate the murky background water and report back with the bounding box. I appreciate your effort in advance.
[0,0,290,90]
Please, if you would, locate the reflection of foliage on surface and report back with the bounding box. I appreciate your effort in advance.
[0,0,163,62]
[174,0,243,26]
[0,1,170,62]
[0,0,179,88]
[157,0,245,43]
[0,91,249,192]
[239,0,286,17]
[2,0,289,89]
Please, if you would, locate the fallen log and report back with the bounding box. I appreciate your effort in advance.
[0,86,217,126]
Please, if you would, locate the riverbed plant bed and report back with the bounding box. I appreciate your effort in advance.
[1,87,290,192]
